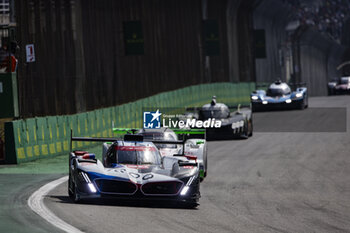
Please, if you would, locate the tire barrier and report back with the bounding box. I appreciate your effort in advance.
[4,82,255,164]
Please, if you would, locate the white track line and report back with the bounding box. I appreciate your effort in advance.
[28,175,84,233]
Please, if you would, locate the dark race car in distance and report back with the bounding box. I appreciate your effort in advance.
[187,96,253,140]
[251,80,308,111]
[327,76,350,95]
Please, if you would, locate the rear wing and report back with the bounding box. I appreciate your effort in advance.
[171,128,205,135]
[70,130,118,151]
[112,127,206,140]
[70,130,188,152]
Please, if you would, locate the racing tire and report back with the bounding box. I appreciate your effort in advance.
[68,176,74,199]
[240,123,249,139]
[70,183,81,203]
[298,99,305,110]
[248,119,253,137]
[305,97,309,108]
[204,155,207,178]
[240,133,249,140]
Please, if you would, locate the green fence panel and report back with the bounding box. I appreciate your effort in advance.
[100,108,110,137]
[5,82,255,163]
[96,110,103,137]
[69,115,78,150]
[35,118,49,158]
[57,115,70,153]
[25,118,39,159]
[13,120,25,161]
[86,111,95,137]
[114,106,122,128]
[46,116,58,156]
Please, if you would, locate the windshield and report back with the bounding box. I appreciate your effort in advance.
[115,146,161,165]
[267,88,290,97]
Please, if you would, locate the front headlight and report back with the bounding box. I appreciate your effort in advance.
[180,186,190,196]
[80,171,97,193]
[295,93,303,98]
[180,176,196,196]
[251,96,258,100]
[285,99,292,103]
[88,183,97,193]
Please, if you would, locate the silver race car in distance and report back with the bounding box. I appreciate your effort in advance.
[136,127,208,180]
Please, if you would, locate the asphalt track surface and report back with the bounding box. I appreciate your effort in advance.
[0,174,63,233]
[5,96,350,233]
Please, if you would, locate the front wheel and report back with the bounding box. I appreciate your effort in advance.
[298,99,305,110]
[204,153,207,178]
[68,176,74,198]
[305,97,308,108]
[248,118,253,137]
[70,183,81,203]
[240,120,250,139]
